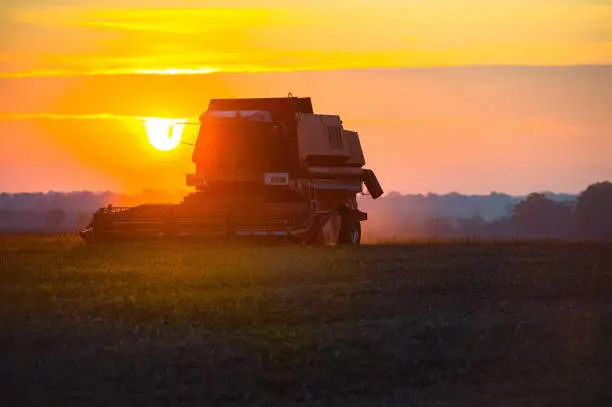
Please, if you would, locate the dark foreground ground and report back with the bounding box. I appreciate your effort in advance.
[1,236,611,406]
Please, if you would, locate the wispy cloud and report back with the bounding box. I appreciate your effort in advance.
[0,112,187,121]
[0,67,226,78]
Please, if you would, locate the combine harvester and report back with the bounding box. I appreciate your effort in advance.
[79,95,383,245]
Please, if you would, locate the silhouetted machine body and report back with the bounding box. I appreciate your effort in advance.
[79,96,383,244]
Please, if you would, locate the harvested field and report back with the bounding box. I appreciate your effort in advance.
[1,236,611,406]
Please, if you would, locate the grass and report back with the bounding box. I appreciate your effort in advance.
[1,235,612,406]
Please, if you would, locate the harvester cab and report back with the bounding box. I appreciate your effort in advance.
[79,95,383,245]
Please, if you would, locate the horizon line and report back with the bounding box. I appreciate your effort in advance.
[2,187,605,198]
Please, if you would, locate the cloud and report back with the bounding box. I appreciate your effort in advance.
[0,67,225,78]
[0,112,184,121]
[2,1,612,77]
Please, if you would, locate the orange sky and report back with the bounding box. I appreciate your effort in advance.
[1,0,611,195]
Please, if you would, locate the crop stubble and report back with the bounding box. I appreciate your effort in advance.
[1,236,611,406]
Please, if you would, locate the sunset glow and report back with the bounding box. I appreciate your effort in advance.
[3,1,611,78]
[1,0,611,194]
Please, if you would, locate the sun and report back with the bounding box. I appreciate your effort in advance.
[144,118,186,151]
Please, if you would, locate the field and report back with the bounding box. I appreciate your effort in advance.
[1,236,612,406]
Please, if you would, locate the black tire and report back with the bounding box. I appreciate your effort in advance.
[338,213,361,245]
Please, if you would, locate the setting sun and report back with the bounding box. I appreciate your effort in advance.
[144,118,186,151]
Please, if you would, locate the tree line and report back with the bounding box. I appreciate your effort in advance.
[374,181,612,240]
[1,181,611,240]
[509,181,612,240]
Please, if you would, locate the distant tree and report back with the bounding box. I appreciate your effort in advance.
[512,193,575,238]
[457,215,489,238]
[487,216,515,238]
[425,217,458,238]
[45,209,66,232]
[576,181,612,240]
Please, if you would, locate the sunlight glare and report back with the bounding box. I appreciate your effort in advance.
[144,118,186,151]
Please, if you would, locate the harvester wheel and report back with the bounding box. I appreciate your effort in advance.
[338,208,361,245]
